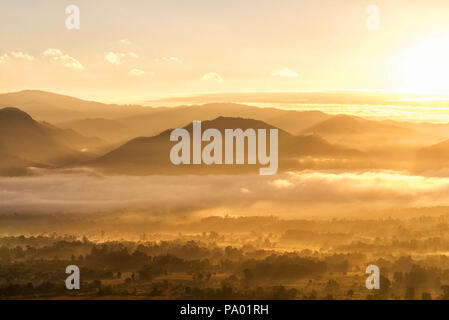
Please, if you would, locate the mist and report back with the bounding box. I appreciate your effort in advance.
[2,168,449,218]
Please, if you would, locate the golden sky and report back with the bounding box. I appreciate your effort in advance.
[1,0,449,104]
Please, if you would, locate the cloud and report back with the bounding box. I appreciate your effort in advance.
[105,51,138,66]
[3,169,449,218]
[8,51,34,61]
[119,39,132,46]
[271,68,299,78]
[129,68,146,76]
[0,51,35,64]
[202,72,224,82]
[156,56,182,64]
[271,179,293,189]
[42,48,84,70]
[240,188,252,194]
[1,49,83,72]
[163,56,181,63]
[105,52,121,66]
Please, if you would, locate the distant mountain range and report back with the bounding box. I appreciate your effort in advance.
[0,90,332,141]
[417,138,449,167]
[1,90,449,176]
[119,103,331,138]
[302,114,438,150]
[91,117,361,175]
[57,118,138,144]
[0,107,106,175]
[0,90,156,123]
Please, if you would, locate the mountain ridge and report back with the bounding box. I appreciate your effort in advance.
[0,106,108,174]
[91,116,362,175]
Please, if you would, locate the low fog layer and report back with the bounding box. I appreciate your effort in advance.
[1,168,449,217]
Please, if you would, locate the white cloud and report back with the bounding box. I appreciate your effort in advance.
[240,188,252,194]
[271,179,293,189]
[0,53,8,64]
[4,169,449,217]
[119,39,132,46]
[163,56,181,63]
[202,72,224,82]
[271,68,299,78]
[129,68,146,76]
[43,48,84,70]
[0,51,35,64]
[105,52,121,66]
[105,51,138,66]
[43,48,63,57]
[158,56,182,64]
[9,51,35,61]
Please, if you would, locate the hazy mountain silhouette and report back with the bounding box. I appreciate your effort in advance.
[2,90,446,149]
[0,91,333,141]
[302,114,435,149]
[383,120,449,143]
[121,103,331,137]
[417,138,449,167]
[0,90,156,123]
[57,118,138,143]
[91,117,361,175]
[0,107,107,173]
[2,91,444,175]
[0,151,40,176]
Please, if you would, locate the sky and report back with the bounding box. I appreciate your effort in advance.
[1,0,449,103]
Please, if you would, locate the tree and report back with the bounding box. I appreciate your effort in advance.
[440,285,449,299]
[243,269,254,285]
[346,290,354,300]
[405,287,415,300]
[421,292,432,300]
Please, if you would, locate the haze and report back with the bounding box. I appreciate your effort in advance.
[3,1,449,300]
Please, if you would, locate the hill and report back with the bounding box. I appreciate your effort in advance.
[417,139,449,164]
[57,118,138,143]
[120,103,331,137]
[0,107,106,172]
[91,117,361,175]
[302,114,435,149]
[0,90,157,123]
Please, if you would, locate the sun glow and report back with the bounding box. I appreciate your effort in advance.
[396,35,449,93]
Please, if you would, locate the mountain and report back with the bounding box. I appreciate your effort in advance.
[0,107,107,172]
[417,138,449,165]
[0,90,157,123]
[91,117,361,175]
[0,91,331,140]
[57,118,138,143]
[302,114,435,149]
[2,90,444,149]
[382,120,449,143]
[0,152,39,176]
[120,103,331,137]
